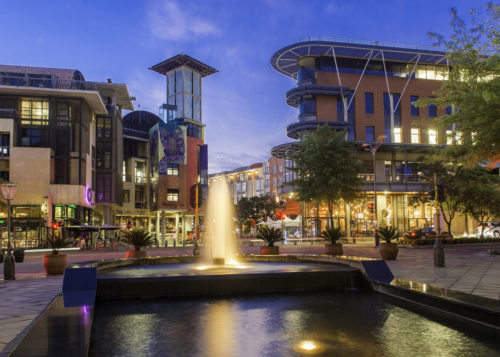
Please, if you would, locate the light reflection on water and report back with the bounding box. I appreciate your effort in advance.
[89,292,500,357]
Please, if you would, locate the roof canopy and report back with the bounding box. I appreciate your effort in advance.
[150,54,218,77]
[271,40,447,78]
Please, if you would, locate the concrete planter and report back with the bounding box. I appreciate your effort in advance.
[379,243,398,260]
[260,246,279,255]
[126,250,147,259]
[325,243,343,256]
[43,254,67,275]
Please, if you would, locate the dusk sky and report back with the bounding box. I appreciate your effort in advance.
[0,0,483,173]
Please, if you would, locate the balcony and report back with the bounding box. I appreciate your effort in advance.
[0,74,102,91]
[286,85,352,107]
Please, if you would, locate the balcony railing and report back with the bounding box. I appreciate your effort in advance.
[0,108,18,119]
[0,75,104,92]
[135,175,147,184]
[358,174,426,183]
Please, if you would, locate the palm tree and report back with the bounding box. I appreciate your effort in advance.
[320,226,344,244]
[257,226,284,247]
[121,229,154,251]
[376,226,400,243]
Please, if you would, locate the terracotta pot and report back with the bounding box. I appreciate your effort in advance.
[325,243,343,256]
[379,243,398,260]
[43,254,67,275]
[126,250,147,259]
[260,246,279,255]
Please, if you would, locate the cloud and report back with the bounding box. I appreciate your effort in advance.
[125,70,165,113]
[148,0,220,41]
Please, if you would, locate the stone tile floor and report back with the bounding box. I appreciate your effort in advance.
[0,242,499,354]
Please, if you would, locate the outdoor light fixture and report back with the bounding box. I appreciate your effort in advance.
[1,183,18,280]
[362,135,386,246]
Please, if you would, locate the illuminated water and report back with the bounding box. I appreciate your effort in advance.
[204,180,237,265]
[89,292,500,357]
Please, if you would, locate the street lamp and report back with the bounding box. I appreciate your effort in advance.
[417,171,455,267]
[362,135,386,247]
[1,183,17,280]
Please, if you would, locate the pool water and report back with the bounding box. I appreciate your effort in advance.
[89,291,500,357]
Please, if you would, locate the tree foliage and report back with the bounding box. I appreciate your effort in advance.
[292,126,362,226]
[236,196,278,236]
[418,4,500,163]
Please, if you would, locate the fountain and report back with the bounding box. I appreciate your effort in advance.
[204,180,237,266]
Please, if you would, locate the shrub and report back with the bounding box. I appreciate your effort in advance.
[121,229,155,251]
[257,226,284,247]
[320,226,344,244]
[376,226,400,243]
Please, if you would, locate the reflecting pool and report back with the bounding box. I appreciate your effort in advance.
[89,291,500,357]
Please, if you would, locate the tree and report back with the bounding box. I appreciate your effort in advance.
[456,167,500,238]
[414,160,463,238]
[236,196,277,236]
[292,126,362,228]
[418,4,500,163]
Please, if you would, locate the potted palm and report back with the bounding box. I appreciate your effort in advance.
[43,230,72,275]
[122,229,154,258]
[321,226,344,256]
[377,226,400,260]
[257,226,284,255]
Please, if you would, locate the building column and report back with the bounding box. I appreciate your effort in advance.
[175,213,180,245]
[103,206,112,225]
[182,213,186,244]
[161,210,166,247]
[155,211,160,244]
[345,203,351,239]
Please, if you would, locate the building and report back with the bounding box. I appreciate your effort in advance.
[111,54,215,246]
[209,162,268,205]
[270,38,475,237]
[0,65,133,248]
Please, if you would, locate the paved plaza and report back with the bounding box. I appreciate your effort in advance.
[0,242,499,354]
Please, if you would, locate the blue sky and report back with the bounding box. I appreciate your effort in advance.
[0,0,483,172]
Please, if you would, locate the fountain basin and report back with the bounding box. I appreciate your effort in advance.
[97,260,361,300]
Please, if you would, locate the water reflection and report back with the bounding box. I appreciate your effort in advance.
[89,292,500,357]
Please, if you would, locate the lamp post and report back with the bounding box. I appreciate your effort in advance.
[417,171,455,267]
[1,183,17,280]
[362,135,386,247]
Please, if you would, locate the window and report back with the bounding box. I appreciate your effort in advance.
[446,130,453,145]
[56,103,71,126]
[428,104,437,117]
[279,165,283,173]
[21,100,49,125]
[187,123,202,139]
[167,189,179,202]
[167,163,179,175]
[97,117,112,138]
[455,131,463,145]
[428,129,437,144]
[278,177,282,185]
[273,178,277,186]
[123,190,130,203]
[135,186,146,208]
[96,172,112,202]
[365,93,374,114]
[411,128,420,143]
[410,96,419,116]
[446,106,452,115]
[365,126,375,142]
[135,161,146,183]
[393,128,401,143]
[96,142,112,169]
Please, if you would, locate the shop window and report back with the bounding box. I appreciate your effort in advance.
[167,189,179,202]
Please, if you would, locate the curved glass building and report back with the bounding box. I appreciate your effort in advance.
[270,38,473,238]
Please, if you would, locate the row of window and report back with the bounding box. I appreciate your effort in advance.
[124,188,179,204]
[123,161,179,182]
[365,126,465,145]
[364,93,448,117]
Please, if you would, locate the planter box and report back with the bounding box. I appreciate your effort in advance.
[260,246,279,255]
[325,243,343,256]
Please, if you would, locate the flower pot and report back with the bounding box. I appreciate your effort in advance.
[126,250,147,259]
[379,243,398,260]
[325,243,343,256]
[260,246,279,255]
[43,254,67,275]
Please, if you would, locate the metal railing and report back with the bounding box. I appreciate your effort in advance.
[299,36,444,52]
[0,75,105,92]
[358,173,426,183]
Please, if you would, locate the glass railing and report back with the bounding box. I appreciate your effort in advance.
[0,75,103,91]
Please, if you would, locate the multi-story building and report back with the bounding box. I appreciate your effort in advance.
[270,38,475,237]
[209,163,268,205]
[0,65,133,248]
[111,54,215,245]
